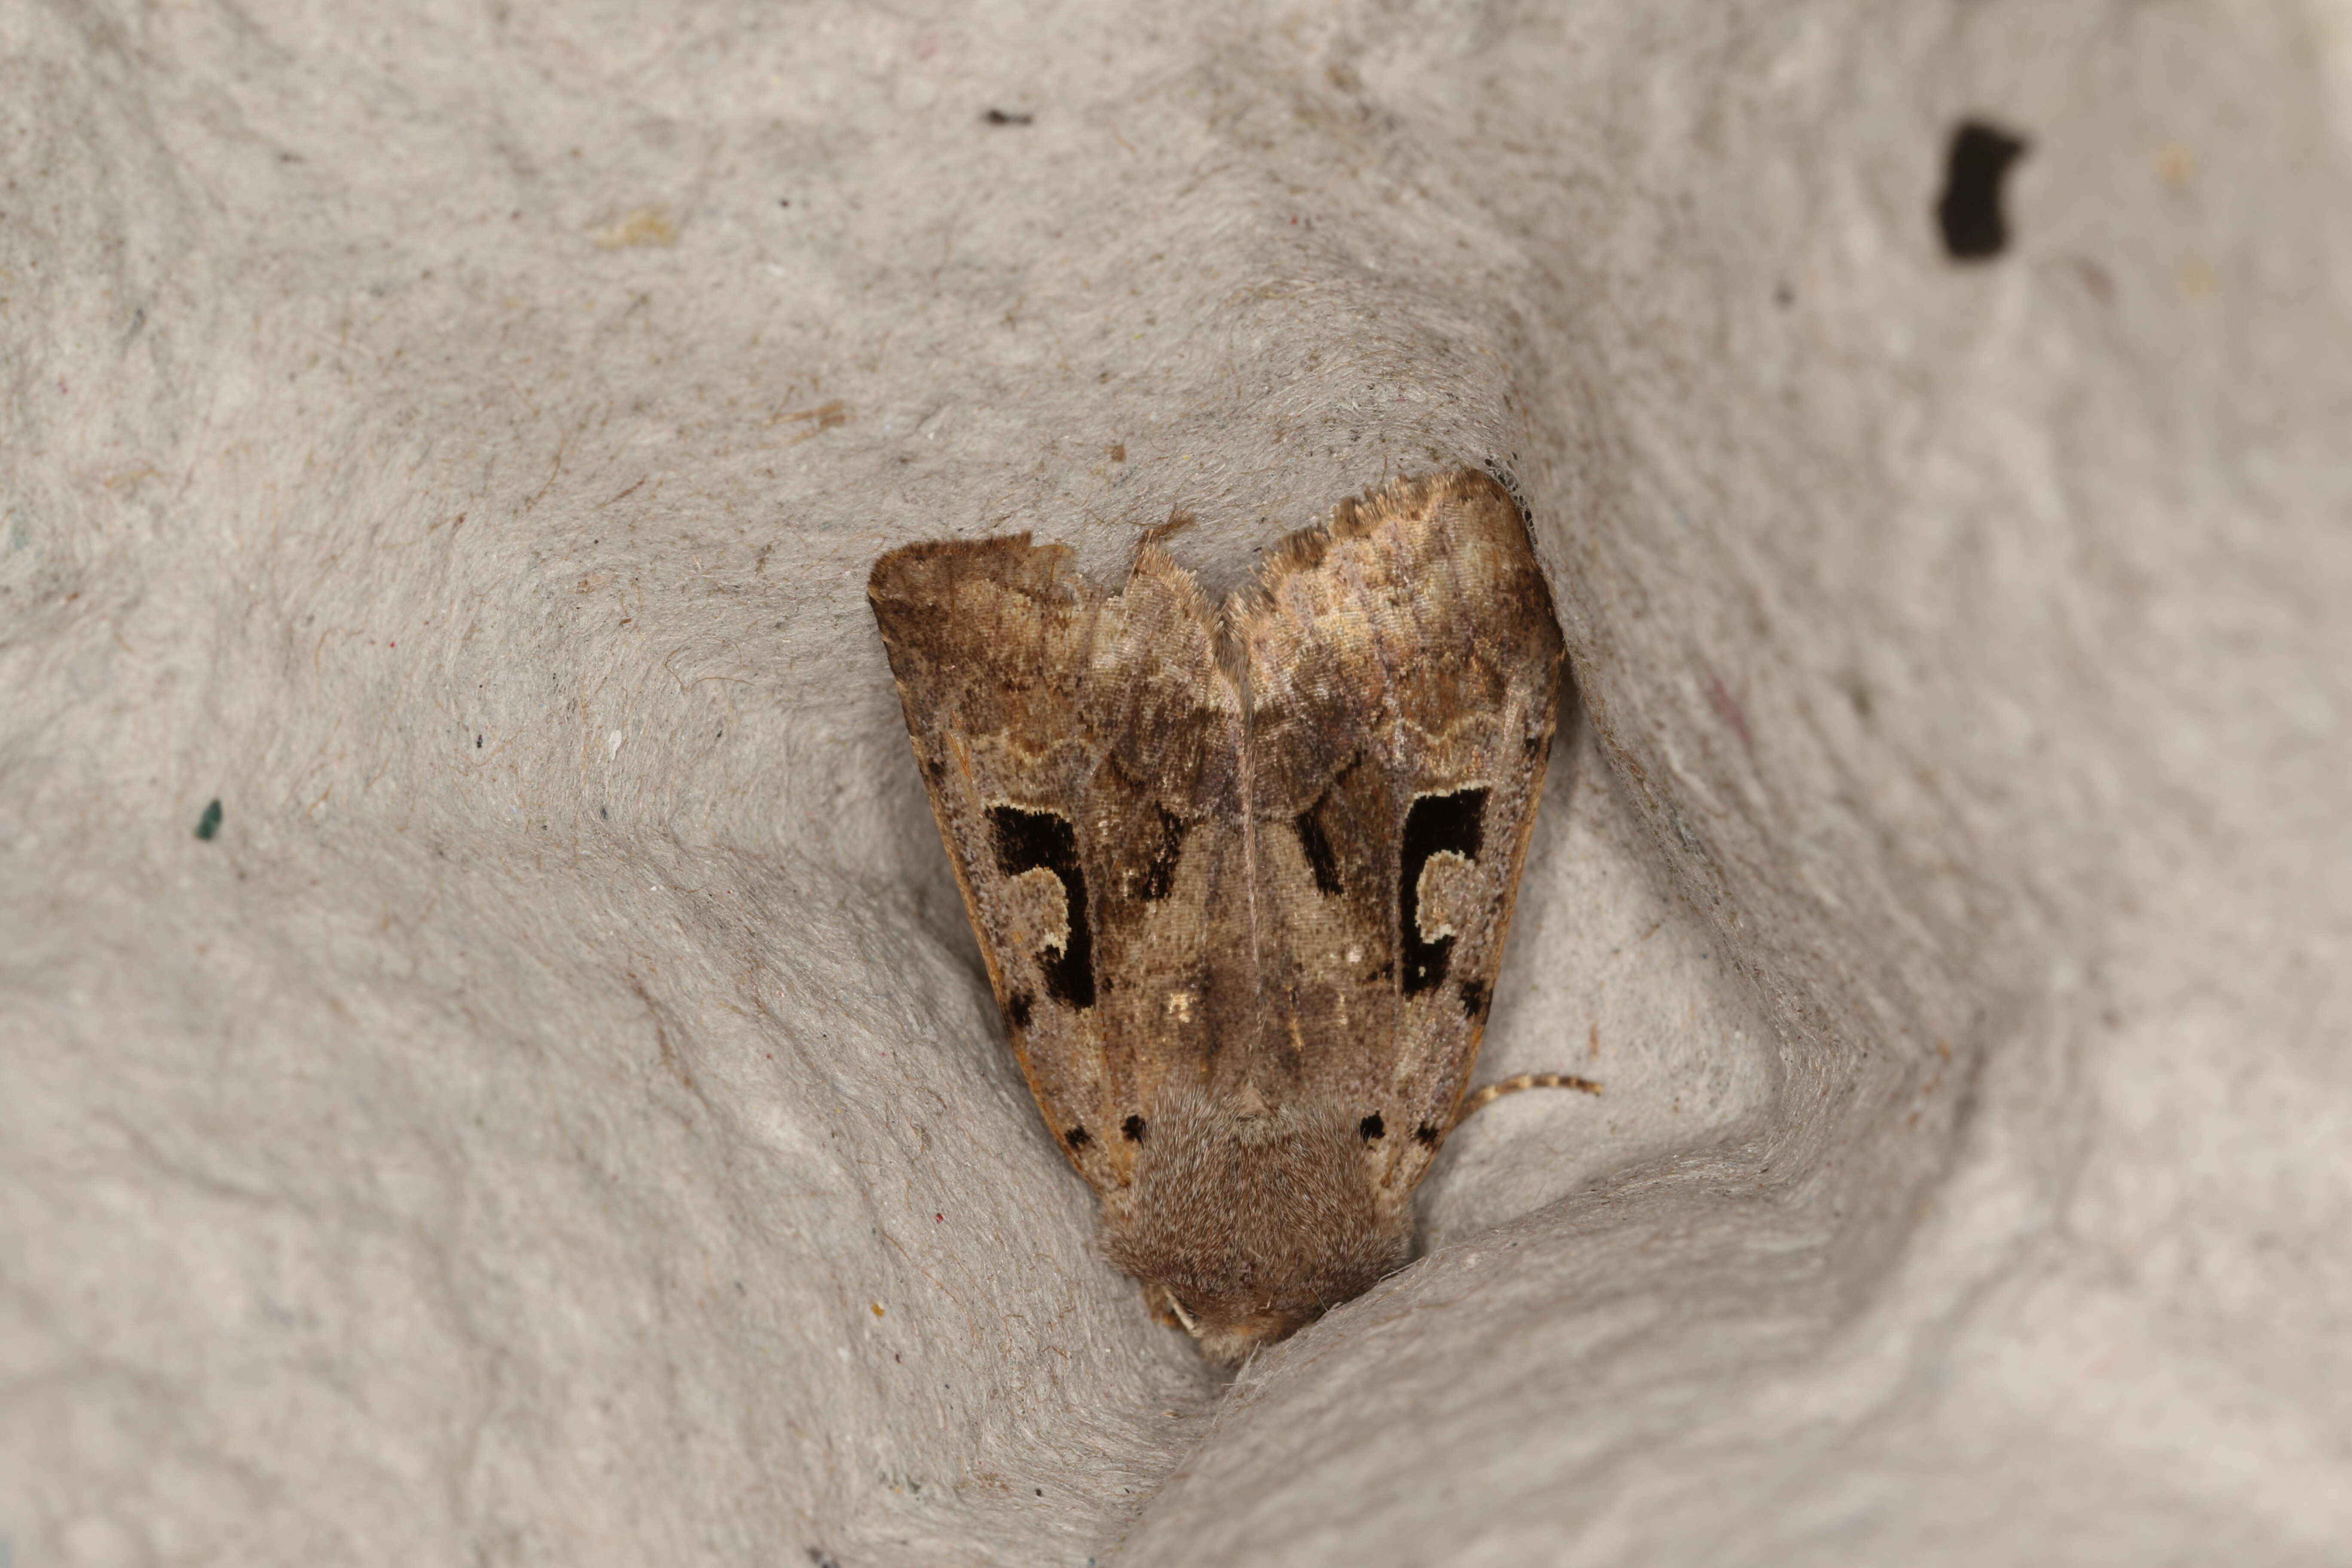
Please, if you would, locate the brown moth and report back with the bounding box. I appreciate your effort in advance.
[867,469,1572,1367]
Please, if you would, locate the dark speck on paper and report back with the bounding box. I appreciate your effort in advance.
[1938,119,2030,260]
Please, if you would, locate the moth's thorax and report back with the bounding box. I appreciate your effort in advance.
[1100,1084,1412,1369]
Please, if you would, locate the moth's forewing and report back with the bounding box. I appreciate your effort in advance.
[867,537,1241,1199]
[1237,471,1567,1203]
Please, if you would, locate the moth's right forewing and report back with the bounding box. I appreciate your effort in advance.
[1082,544,1250,1141]
[1236,473,1566,1199]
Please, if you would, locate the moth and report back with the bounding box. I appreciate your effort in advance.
[868,469,1583,1367]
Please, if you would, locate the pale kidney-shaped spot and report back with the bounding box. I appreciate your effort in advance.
[1000,865,1072,957]
[1414,850,1480,944]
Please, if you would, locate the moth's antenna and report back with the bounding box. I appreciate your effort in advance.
[1451,1071,1602,1131]
[1136,507,1195,555]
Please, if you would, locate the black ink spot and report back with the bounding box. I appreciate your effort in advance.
[475,734,483,748]
[1293,799,1344,896]
[194,799,222,841]
[1400,788,1487,995]
[1359,1113,1385,1141]
[984,108,1033,126]
[1460,979,1491,1020]
[1135,807,1186,901]
[988,805,1096,1009]
[1122,1114,1146,1142]
[806,1550,842,1568]
[599,806,608,820]
[1414,1122,1439,1147]
[1066,1125,1091,1148]
[1005,991,1034,1030]
[1938,120,2029,261]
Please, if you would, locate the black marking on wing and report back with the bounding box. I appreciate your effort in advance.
[1413,1122,1440,1147]
[1066,1125,1091,1148]
[1400,787,1487,996]
[1122,1114,1147,1142]
[1006,991,1034,1030]
[1293,798,1344,896]
[1135,807,1187,901]
[988,805,1096,1009]
[1358,1113,1385,1142]
[1460,979,1491,1021]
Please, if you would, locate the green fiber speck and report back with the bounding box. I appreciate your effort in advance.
[195,799,222,840]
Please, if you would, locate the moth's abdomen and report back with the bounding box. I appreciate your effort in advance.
[1100,1086,1412,1368]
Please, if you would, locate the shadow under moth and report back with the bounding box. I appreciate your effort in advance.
[868,469,1591,1367]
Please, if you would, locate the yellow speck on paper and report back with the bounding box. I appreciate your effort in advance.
[590,208,678,249]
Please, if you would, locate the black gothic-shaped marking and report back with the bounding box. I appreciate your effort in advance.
[1400,787,1488,995]
[1122,1114,1147,1142]
[1135,807,1187,901]
[988,805,1096,1009]
[1358,1113,1385,1142]
[1066,1125,1091,1148]
[1938,120,2029,261]
[1005,991,1034,1030]
[1413,1122,1439,1147]
[1293,796,1344,897]
[1460,979,1491,1021]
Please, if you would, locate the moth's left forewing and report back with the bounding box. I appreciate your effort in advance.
[868,539,1118,1183]
[869,535,1243,1204]
[1241,472,1566,1200]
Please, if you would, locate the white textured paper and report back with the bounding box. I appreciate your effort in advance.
[3,3,2347,1564]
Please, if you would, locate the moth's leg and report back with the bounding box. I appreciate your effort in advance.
[1140,1279,1197,1334]
[1451,1071,1602,1130]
